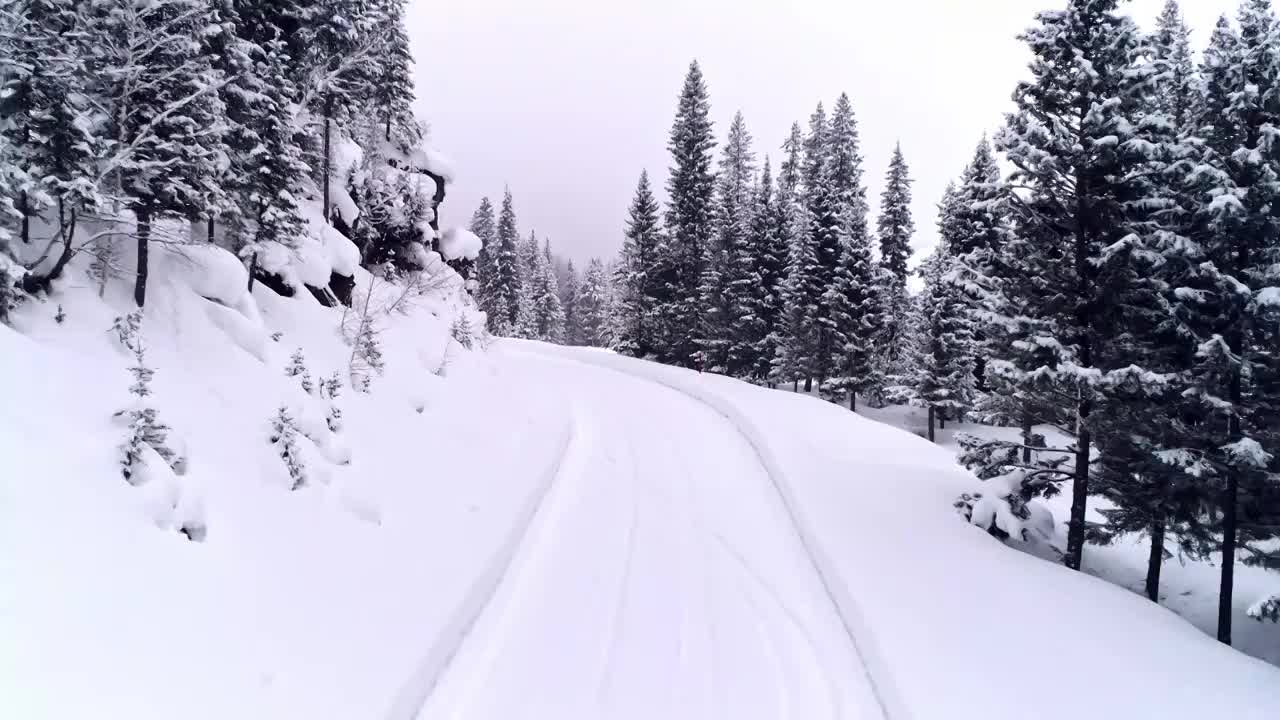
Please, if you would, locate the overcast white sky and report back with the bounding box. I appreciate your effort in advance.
[409,0,1237,267]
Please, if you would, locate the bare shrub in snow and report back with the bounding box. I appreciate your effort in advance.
[54,304,65,324]
[110,311,143,353]
[269,406,306,490]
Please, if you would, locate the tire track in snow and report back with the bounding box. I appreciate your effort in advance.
[591,422,641,714]
[537,347,911,720]
[383,406,581,720]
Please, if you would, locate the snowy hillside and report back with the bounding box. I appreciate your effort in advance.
[3,273,1279,718]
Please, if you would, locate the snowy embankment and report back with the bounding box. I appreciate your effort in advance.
[0,241,567,719]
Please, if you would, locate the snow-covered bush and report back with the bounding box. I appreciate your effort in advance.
[450,314,474,350]
[321,372,344,433]
[269,407,306,491]
[955,470,1055,545]
[1248,593,1280,623]
[286,348,315,395]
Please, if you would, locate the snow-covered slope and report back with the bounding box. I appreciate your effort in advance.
[3,281,1279,719]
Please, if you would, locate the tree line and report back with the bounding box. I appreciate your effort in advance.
[482,0,1280,646]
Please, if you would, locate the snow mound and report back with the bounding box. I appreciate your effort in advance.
[439,227,483,261]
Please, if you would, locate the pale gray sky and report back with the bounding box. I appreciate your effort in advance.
[409,0,1237,266]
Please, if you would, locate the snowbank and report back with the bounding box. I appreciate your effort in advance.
[439,227,483,261]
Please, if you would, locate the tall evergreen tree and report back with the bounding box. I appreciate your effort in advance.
[875,143,916,382]
[470,197,499,317]
[705,110,757,375]
[615,171,663,358]
[743,158,789,383]
[562,259,583,345]
[950,137,1008,395]
[93,0,229,307]
[528,239,565,342]
[579,258,612,347]
[973,0,1150,571]
[659,60,717,367]
[914,197,975,439]
[516,229,540,338]
[775,122,821,388]
[489,188,522,335]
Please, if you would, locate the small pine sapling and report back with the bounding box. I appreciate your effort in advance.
[450,315,474,349]
[321,372,343,432]
[54,304,65,324]
[285,348,314,394]
[269,406,306,490]
[114,340,181,484]
[110,311,143,353]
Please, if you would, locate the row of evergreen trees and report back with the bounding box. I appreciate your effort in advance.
[593,0,1280,645]
[469,190,617,346]
[1,0,432,312]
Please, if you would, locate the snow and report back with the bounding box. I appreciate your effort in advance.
[411,146,457,183]
[438,227,482,261]
[3,267,1280,719]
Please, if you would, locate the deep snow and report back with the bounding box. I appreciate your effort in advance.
[3,262,1279,718]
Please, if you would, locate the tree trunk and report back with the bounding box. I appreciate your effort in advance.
[19,191,29,244]
[322,94,332,226]
[134,209,150,307]
[792,379,798,392]
[207,216,215,243]
[803,376,812,392]
[939,411,946,429]
[1064,411,1091,571]
[928,406,936,443]
[1021,414,1034,464]
[1219,470,1238,644]
[849,392,856,412]
[1146,515,1165,603]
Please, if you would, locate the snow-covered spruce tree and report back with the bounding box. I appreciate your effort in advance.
[822,94,881,409]
[773,122,819,389]
[800,102,839,388]
[561,259,582,345]
[948,137,1008,397]
[975,0,1150,572]
[746,158,789,385]
[1164,3,1280,644]
[705,111,757,376]
[527,239,565,343]
[0,0,99,292]
[91,0,228,308]
[269,406,306,490]
[614,171,663,358]
[1087,0,1215,606]
[470,197,498,316]
[913,241,975,441]
[114,327,181,484]
[874,144,916,385]
[659,60,717,367]
[578,258,612,347]
[487,188,523,335]
[514,229,541,338]
[285,348,315,394]
[370,0,414,143]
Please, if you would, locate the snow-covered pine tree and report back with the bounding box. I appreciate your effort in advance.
[269,406,306,490]
[469,197,499,317]
[745,158,788,384]
[913,239,975,441]
[660,60,717,367]
[978,0,1150,572]
[489,188,522,335]
[822,94,881,409]
[1168,3,1280,643]
[577,258,612,347]
[707,111,757,377]
[774,122,821,390]
[874,144,916,384]
[948,137,1007,396]
[615,171,663,358]
[92,0,228,307]
[529,239,565,343]
[0,0,98,291]
[515,229,541,338]
[562,260,582,345]
[370,0,415,143]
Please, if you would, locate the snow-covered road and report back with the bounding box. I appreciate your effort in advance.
[413,344,886,720]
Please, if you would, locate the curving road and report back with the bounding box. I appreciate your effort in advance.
[412,344,884,720]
